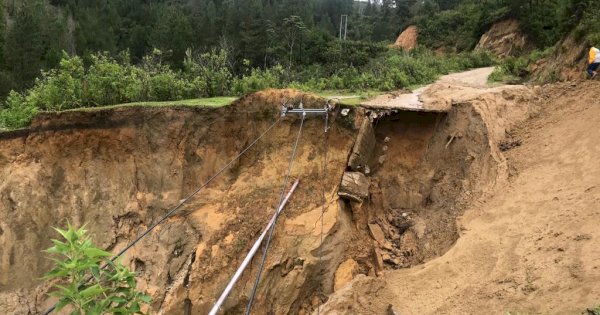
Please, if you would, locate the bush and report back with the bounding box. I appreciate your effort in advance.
[44,223,151,314]
[232,65,284,95]
[183,48,233,97]
[27,54,85,111]
[84,53,137,106]
[489,49,551,83]
[0,91,38,130]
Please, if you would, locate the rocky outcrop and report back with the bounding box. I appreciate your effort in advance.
[338,172,370,202]
[476,19,531,57]
[392,25,418,51]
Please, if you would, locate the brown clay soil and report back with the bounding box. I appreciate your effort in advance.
[391,25,418,51]
[318,81,600,314]
[1,69,599,315]
[475,19,531,58]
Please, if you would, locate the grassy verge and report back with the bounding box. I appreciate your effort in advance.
[65,97,238,112]
[315,90,385,106]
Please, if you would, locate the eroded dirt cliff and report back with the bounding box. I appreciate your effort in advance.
[1,77,542,315]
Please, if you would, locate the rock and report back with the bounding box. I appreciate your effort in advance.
[381,241,393,251]
[373,248,385,276]
[368,223,386,245]
[338,172,370,202]
[341,108,350,116]
[390,216,412,234]
[384,136,391,143]
[367,266,376,277]
[382,145,388,152]
[387,304,400,315]
[348,119,376,171]
[334,259,359,291]
[378,155,386,165]
[382,253,392,262]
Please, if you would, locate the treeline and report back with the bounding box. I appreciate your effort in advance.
[0,0,591,99]
[0,0,407,98]
[415,0,590,51]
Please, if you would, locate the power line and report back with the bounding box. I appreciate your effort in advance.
[42,116,283,315]
[245,113,306,315]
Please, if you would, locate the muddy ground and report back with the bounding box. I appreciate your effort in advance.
[0,71,598,315]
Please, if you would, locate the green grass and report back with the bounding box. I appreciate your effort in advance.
[315,90,385,106]
[65,96,238,112]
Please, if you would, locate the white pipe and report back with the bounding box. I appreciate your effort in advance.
[208,179,300,315]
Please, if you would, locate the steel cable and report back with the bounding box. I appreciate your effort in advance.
[244,114,306,315]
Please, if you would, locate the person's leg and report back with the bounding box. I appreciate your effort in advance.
[587,63,599,78]
[588,63,596,77]
[593,63,600,78]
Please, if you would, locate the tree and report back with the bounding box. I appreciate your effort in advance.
[4,0,46,89]
[44,223,151,314]
[281,15,308,67]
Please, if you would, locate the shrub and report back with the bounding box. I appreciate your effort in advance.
[232,65,285,95]
[84,53,137,106]
[0,90,38,129]
[44,223,151,314]
[183,48,233,97]
[27,54,85,111]
[488,49,551,83]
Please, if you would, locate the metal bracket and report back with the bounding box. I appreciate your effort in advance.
[281,100,332,133]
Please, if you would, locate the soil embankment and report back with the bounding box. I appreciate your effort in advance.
[3,69,582,315]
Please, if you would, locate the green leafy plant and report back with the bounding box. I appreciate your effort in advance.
[44,223,151,314]
[0,90,38,129]
[588,306,600,315]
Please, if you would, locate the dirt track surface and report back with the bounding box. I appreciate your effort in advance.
[320,81,600,314]
[361,67,495,111]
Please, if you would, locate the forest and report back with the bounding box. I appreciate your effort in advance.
[0,0,597,129]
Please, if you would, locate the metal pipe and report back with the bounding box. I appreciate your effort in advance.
[208,179,300,315]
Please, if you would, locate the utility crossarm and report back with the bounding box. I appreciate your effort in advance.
[280,105,330,117]
[281,102,331,132]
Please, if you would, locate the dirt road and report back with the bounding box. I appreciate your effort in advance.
[361,67,495,111]
[321,80,600,314]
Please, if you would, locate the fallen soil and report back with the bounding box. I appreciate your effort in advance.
[318,81,600,314]
[392,25,418,51]
[475,19,532,58]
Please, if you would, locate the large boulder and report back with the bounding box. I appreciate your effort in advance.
[338,172,370,202]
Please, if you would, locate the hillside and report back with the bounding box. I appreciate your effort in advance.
[1,1,600,315]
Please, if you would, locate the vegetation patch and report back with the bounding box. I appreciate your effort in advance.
[0,48,495,130]
[489,49,554,84]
